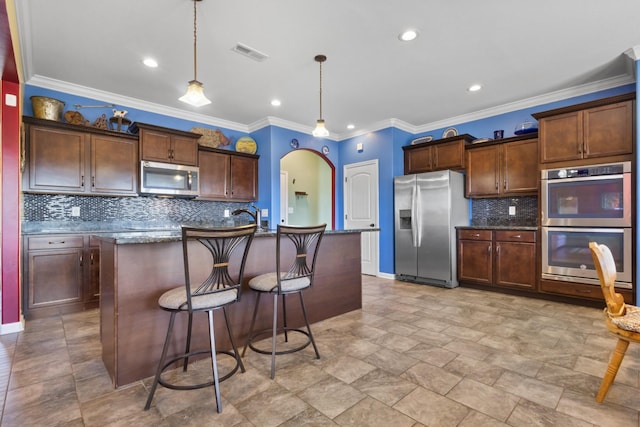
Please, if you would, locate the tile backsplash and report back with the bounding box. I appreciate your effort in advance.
[22,194,251,225]
[471,196,537,227]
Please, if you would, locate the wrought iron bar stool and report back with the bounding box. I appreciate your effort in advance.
[242,224,326,379]
[144,224,256,413]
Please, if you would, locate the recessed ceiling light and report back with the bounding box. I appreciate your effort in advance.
[347,124,355,130]
[143,57,158,68]
[399,29,418,42]
[271,99,281,107]
[468,84,482,92]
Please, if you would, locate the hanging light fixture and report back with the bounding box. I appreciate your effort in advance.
[312,54,329,137]
[179,0,211,107]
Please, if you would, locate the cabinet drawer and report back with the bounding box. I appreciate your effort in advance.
[540,279,633,304]
[27,235,84,250]
[495,230,536,243]
[458,229,492,240]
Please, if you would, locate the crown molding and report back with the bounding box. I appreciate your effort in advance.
[26,75,251,133]
[26,72,635,142]
[411,74,635,134]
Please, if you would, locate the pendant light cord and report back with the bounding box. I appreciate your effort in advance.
[192,0,198,81]
[318,59,323,120]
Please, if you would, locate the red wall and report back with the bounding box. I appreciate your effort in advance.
[2,80,21,324]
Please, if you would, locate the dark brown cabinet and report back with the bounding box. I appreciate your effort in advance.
[132,122,199,166]
[534,93,634,164]
[23,117,138,196]
[403,134,474,174]
[24,234,100,319]
[197,147,258,201]
[465,136,538,198]
[457,228,536,291]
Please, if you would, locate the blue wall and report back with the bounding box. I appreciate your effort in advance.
[24,83,637,280]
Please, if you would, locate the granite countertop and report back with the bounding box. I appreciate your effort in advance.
[457,225,538,231]
[94,228,374,245]
[22,221,375,244]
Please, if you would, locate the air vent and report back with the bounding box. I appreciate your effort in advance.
[232,43,269,62]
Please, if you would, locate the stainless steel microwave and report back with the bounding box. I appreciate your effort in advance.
[140,161,199,197]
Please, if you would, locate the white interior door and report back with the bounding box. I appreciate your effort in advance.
[280,171,288,225]
[344,160,379,276]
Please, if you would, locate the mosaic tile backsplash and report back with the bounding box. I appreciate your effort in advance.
[471,196,537,226]
[23,194,252,226]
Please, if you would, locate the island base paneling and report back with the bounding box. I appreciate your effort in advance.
[100,232,363,387]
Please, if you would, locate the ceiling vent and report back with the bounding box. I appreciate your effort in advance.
[232,43,269,62]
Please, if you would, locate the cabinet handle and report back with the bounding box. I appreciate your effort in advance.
[511,234,522,239]
[80,254,83,267]
[503,178,506,190]
[576,289,592,294]
[488,244,492,253]
[48,240,65,244]
[578,144,582,155]
[472,233,480,237]
[90,253,95,264]
[81,175,85,187]
[92,176,95,187]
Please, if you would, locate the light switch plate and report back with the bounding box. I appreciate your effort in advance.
[509,206,516,216]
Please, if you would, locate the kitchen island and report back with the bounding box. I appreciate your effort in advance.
[96,228,363,387]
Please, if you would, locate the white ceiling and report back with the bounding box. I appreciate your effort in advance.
[14,0,640,140]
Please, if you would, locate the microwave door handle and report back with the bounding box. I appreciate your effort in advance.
[187,172,192,190]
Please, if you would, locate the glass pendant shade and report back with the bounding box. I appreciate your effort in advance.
[179,80,211,107]
[312,119,329,137]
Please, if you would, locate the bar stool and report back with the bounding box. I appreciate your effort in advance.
[144,224,256,413]
[242,224,326,378]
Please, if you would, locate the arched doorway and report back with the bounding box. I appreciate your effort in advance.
[280,149,334,229]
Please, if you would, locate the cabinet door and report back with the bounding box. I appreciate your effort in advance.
[27,126,86,193]
[91,135,138,195]
[405,146,432,174]
[457,239,492,284]
[539,111,583,163]
[502,139,538,195]
[465,145,499,197]
[170,135,198,166]
[140,129,171,163]
[198,150,230,200]
[230,156,258,201]
[584,101,633,159]
[433,140,464,170]
[494,241,536,290]
[27,248,83,309]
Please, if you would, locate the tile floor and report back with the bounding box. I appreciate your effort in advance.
[1,275,640,426]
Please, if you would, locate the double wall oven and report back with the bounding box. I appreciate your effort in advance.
[541,161,632,289]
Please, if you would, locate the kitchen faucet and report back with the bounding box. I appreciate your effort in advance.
[231,207,258,225]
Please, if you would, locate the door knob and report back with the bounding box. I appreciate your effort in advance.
[369,223,375,227]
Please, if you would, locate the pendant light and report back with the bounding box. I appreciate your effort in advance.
[312,54,329,137]
[179,0,211,107]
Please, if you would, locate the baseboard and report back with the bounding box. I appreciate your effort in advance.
[0,318,25,335]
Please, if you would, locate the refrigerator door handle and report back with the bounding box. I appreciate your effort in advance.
[411,186,419,247]
[416,186,423,247]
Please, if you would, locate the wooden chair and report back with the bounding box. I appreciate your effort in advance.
[589,241,640,402]
[145,224,256,413]
[242,224,326,379]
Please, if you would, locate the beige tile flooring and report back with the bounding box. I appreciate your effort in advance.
[1,275,640,426]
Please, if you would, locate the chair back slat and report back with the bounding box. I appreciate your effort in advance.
[182,224,257,309]
[589,241,626,317]
[276,224,326,291]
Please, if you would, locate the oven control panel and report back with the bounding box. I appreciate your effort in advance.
[542,161,630,180]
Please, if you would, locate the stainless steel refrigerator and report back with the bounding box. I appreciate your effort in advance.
[394,170,469,288]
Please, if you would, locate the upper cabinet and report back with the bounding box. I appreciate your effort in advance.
[465,135,538,198]
[534,93,634,164]
[403,134,474,175]
[197,147,259,201]
[130,122,199,166]
[23,117,138,196]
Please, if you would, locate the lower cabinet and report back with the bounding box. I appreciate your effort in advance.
[457,228,537,291]
[24,234,100,319]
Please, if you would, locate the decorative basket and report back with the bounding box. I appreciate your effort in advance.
[31,96,65,121]
[191,127,230,148]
